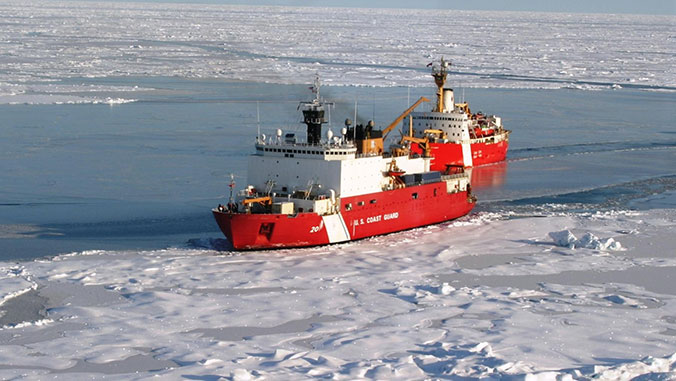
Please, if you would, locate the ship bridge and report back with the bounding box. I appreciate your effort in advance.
[255,141,357,161]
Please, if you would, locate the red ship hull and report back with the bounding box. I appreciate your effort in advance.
[426,137,509,171]
[213,182,475,250]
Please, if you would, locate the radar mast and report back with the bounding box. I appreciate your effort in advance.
[431,57,450,112]
[299,74,332,145]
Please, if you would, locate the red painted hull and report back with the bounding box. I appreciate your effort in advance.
[414,132,509,170]
[213,182,475,250]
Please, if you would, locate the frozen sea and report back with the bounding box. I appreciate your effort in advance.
[0,1,675,379]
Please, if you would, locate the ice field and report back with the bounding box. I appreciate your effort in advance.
[1,208,675,380]
[0,1,675,379]
[0,0,674,105]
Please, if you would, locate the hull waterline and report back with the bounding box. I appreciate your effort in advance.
[213,182,475,250]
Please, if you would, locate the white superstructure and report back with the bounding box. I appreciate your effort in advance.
[248,141,429,198]
[411,87,504,144]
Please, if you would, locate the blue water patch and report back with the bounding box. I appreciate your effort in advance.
[1,78,674,261]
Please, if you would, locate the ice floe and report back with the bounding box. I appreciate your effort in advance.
[549,230,623,250]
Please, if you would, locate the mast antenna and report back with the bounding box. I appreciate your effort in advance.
[372,90,375,122]
[353,97,358,141]
[328,101,332,127]
[313,73,321,102]
[228,173,235,203]
[431,57,450,112]
[299,74,332,145]
[354,97,358,124]
[256,101,261,141]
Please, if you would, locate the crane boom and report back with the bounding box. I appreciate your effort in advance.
[242,196,272,206]
[382,96,430,139]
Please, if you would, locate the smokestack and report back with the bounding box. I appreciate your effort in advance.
[443,88,455,112]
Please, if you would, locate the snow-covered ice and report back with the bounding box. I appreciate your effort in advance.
[0,209,674,379]
[0,1,674,104]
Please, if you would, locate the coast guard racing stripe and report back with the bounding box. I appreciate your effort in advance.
[322,213,351,243]
[461,142,473,167]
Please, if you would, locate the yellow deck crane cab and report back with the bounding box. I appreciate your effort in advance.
[354,96,430,155]
[400,135,431,157]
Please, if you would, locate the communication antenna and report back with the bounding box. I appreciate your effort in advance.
[327,101,332,127]
[313,73,321,102]
[228,173,235,203]
[299,74,333,145]
[431,57,450,112]
[256,101,261,140]
[353,97,358,141]
[372,90,375,123]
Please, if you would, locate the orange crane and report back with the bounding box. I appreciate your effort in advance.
[382,96,430,140]
[396,129,446,157]
[400,135,431,157]
[357,96,430,155]
[242,196,272,206]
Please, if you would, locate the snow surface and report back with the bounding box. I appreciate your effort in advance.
[0,209,674,379]
[0,1,674,104]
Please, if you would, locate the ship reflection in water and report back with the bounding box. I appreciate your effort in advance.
[467,161,508,196]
